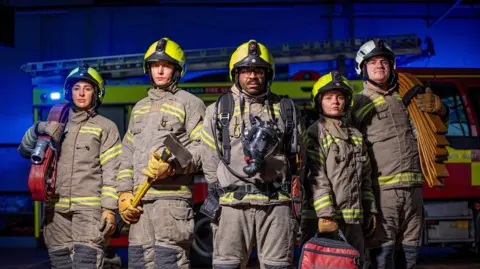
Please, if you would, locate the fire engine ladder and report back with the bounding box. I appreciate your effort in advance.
[20,33,424,84]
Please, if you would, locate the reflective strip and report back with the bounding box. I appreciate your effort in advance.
[301,133,308,144]
[307,149,325,165]
[71,197,101,206]
[161,103,185,123]
[363,154,371,167]
[377,173,424,186]
[100,144,122,165]
[313,195,333,211]
[133,185,191,195]
[393,92,403,101]
[220,192,291,202]
[125,129,134,143]
[232,106,248,117]
[117,169,134,181]
[102,186,118,200]
[190,124,203,140]
[351,135,363,145]
[301,209,317,220]
[334,209,363,219]
[80,126,103,137]
[133,104,151,119]
[201,128,217,150]
[363,191,375,201]
[51,197,102,207]
[26,128,36,144]
[322,135,340,148]
[355,96,385,121]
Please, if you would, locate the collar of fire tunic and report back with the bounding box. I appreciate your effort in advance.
[148,83,179,101]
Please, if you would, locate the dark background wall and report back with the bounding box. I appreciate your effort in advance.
[0,0,479,191]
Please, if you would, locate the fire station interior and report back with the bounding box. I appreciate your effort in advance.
[1,0,480,268]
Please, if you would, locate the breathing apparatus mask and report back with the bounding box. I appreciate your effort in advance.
[242,115,280,176]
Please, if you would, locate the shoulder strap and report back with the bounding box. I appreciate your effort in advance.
[279,96,297,154]
[216,92,235,164]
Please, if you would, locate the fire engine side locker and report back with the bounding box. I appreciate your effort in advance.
[423,201,476,246]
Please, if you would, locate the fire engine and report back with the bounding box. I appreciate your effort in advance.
[22,34,480,265]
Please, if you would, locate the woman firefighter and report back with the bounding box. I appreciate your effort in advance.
[302,70,377,265]
[18,64,121,268]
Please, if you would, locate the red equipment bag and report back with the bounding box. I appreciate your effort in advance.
[299,231,360,269]
[28,103,70,201]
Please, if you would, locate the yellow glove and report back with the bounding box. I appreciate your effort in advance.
[318,218,339,233]
[142,152,173,180]
[416,88,447,116]
[118,192,143,224]
[99,209,116,237]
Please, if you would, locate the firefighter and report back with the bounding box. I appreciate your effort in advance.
[303,71,377,265]
[351,39,449,269]
[115,37,205,269]
[201,40,304,269]
[18,64,121,268]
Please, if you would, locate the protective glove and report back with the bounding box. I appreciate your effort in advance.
[416,88,448,117]
[318,217,339,233]
[142,152,174,180]
[37,121,65,147]
[99,209,116,237]
[118,192,143,224]
[363,213,377,237]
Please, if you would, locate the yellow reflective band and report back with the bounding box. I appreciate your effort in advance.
[356,96,385,120]
[133,185,191,195]
[232,106,249,117]
[322,135,340,148]
[190,124,203,140]
[201,129,217,150]
[472,162,480,186]
[101,186,118,200]
[351,136,363,145]
[363,154,371,167]
[313,195,333,211]
[334,209,363,219]
[80,126,103,137]
[100,144,122,165]
[307,149,325,165]
[161,103,185,123]
[377,173,424,186]
[117,169,134,181]
[363,191,375,201]
[220,192,291,202]
[26,129,36,144]
[393,92,403,101]
[125,129,134,143]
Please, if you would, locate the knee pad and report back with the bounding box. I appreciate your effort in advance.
[49,247,72,269]
[154,245,179,269]
[129,245,148,269]
[73,244,102,268]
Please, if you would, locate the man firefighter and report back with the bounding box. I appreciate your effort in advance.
[201,40,304,269]
[18,64,121,268]
[115,37,205,269]
[302,71,377,266]
[350,39,449,269]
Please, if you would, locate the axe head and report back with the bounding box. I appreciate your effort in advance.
[163,133,193,169]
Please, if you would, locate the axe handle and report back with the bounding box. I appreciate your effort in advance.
[132,178,153,207]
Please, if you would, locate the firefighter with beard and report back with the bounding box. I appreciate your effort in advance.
[201,40,304,269]
[18,64,121,268]
[350,39,449,269]
[302,71,377,267]
[115,37,205,268]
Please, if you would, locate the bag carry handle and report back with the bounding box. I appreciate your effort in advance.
[315,229,348,243]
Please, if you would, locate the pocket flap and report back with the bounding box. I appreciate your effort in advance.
[170,207,194,220]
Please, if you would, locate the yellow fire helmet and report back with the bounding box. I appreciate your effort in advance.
[311,70,353,113]
[143,37,186,83]
[63,64,105,109]
[229,40,275,83]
